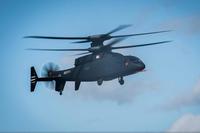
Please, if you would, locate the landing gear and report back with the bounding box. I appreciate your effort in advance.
[97,79,103,86]
[59,91,63,95]
[118,77,124,85]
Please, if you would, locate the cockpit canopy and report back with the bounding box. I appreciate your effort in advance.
[125,56,143,63]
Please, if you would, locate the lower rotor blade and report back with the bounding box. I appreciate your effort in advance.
[75,52,91,56]
[72,40,91,43]
[26,48,89,51]
[106,38,126,47]
[111,41,172,50]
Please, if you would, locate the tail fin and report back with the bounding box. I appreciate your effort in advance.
[31,67,38,92]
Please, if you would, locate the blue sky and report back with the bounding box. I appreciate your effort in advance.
[1,0,200,132]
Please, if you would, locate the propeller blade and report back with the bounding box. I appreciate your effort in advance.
[111,30,171,38]
[49,64,53,72]
[26,48,89,51]
[111,41,172,50]
[24,36,89,40]
[42,65,49,75]
[47,81,55,90]
[106,24,132,35]
[41,62,59,89]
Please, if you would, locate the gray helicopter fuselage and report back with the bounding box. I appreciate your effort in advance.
[57,52,145,82]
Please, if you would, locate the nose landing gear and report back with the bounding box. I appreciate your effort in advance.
[118,77,124,85]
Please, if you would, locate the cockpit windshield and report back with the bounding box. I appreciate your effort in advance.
[126,56,142,63]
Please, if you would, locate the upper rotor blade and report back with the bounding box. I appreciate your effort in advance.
[112,41,172,50]
[106,24,132,35]
[24,36,89,40]
[26,48,89,51]
[111,30,171,38]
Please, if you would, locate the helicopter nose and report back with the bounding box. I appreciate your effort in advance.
[139,62,145,71]
[135,61,145,71]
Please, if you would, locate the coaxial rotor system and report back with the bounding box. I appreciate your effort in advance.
[25,25,172,55]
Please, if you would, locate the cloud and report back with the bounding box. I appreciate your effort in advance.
[167,114,200,132]
[75,78,158,105]
[165,80,200,110]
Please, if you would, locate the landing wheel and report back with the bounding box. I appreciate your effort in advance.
[97,79,103,86]
[59,91,63,95]
[118,77,124,85]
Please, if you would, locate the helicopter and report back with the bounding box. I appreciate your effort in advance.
[26,25,171,95]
